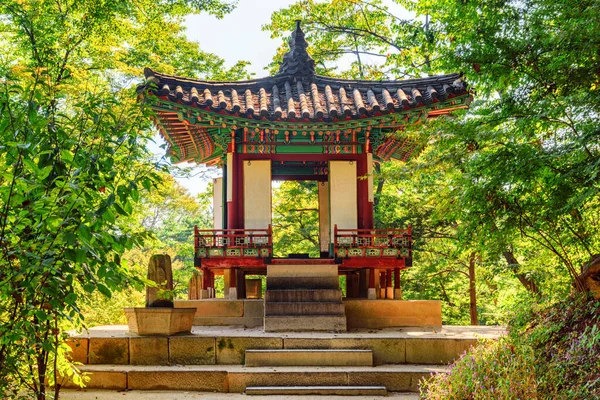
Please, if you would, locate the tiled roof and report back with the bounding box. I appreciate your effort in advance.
[144,68,467,123]
[140,21,471,165]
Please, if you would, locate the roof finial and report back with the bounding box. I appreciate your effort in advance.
[277,20,315,77]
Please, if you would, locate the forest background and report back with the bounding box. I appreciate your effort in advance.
[0,0,598,399]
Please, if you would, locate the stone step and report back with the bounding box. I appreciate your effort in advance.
[265,301,345,316]
[267,264,339,278]
[68,327,491,366]
[245,385,387,396]
[265,289,342,302]
[266,276,340,290]
[69,364,448,392]
[264,315,347,332]
[245,349,373,367]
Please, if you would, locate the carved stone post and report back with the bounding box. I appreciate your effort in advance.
[146,254,173,307]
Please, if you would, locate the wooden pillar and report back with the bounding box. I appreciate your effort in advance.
[348,272,360,298]
[237,269,246,299]
[228,268,238,299]
[379,271,386,299]
[394,268,402,299]
[227,151,244,229]
[359,268,368,298]
[368,267,376,299]
[357,152,374,230]
[201,269,210,299]
[386,269,394,299]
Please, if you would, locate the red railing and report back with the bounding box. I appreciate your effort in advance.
[194,225,272,259]
[333,225,412,260]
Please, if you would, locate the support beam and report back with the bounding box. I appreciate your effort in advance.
[394,268,402,300]
[386,269,394,299]
[367,268,376,299]
[229,268,238,300]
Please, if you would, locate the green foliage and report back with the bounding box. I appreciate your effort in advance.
[421,293,600,399]
[0,0,247,398]
[264,0,436,79]
[268,0,600,325]
[421,336,538,399]
[272,181,320,258]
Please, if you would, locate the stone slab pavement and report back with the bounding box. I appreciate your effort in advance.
[61,389,420,399]
[71,324,505,339]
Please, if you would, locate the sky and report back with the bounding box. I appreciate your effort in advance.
[153,0,411,196]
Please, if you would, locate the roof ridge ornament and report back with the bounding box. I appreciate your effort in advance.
[277,20,315,78]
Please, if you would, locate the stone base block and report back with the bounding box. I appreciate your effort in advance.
[406,338,478,364]
[66,338,88,364]
[394,288,403,300]
[63,371,127,390]
[216,337,283,365]
[245,349,372,367]
[283,337,405,365]
[124,307,196,336]
[344,300,442,330]
[175,300,263,328]
[228,370,347,393]
[264,315,347,332]
[169,336,216,365]
[386,287,394,299]
[128,370,227,391]
[88,337,129,365]
[129,337,168,365]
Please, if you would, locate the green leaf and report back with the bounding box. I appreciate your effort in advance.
[96,283,112,298]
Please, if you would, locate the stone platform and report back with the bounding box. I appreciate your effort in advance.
[66,325,504,394]
[174,298,443,330]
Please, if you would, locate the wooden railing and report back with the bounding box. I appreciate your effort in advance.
[333,225,412,260]
[194,225,272,259]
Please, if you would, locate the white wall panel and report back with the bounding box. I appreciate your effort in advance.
[213,178,223,230]
[329,161,357,240]
[244,160,271,229]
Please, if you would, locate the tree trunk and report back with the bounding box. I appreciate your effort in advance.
[468,252,478,326]
[503,251,540,296]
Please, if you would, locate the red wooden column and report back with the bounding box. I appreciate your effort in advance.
[201,268,210,299]
[368,268,376,299]
[386,269,393,299]
[394,268,402,299]
[225,145,243,300]
[359,149,376,298]
[356,152,374,230]
[226,149,244,230]
[229,268,238,299]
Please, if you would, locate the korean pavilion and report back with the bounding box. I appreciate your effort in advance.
[139,21,470,331]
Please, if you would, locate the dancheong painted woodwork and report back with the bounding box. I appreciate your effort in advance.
[139,20,471,285]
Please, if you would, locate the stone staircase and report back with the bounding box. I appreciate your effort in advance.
[66,321,504,395]
[264,264,347,332]
[244,348,384,395]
